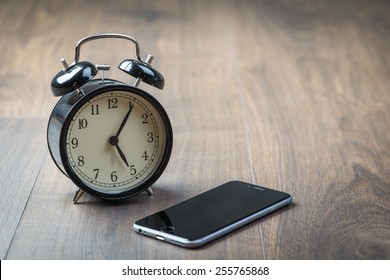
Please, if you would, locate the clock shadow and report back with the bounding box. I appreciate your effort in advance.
[72,184,179,207]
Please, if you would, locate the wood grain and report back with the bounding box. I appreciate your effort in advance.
[0,120,47,259]
[236,0,390,259]
[0,0,389,259]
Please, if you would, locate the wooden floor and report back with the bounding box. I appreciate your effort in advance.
[0,0,389,260]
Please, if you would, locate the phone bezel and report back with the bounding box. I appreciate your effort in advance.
[133,181,292,248]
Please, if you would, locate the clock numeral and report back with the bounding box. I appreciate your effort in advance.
[142,150,149,161]
[108,98,118,109]
[93,168,99,179]
[71,138,78,149]
[91,104,99,115]
[130,165,137,176]
[78,118,88,129]
[77,155,85,167]
[111,171,118,182]
[142,113,149,124]
[147,132,154,143]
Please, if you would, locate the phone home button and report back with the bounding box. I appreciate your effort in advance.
[160,226,175,234]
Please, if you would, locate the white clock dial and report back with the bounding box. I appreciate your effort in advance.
[65,90,167,194]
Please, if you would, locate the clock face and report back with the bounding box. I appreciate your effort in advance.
[62,87,172,198]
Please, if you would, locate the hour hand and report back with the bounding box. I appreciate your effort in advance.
[114,143,129,167]
[109,136,129,167]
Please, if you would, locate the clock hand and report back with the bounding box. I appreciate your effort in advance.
[114,143,129,167]
[116,102,134,138]
[110,102,134,167]
[109,136,129,167]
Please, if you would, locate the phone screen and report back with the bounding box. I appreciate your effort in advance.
[134,181,291,248]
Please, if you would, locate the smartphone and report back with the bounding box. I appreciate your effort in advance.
[133,180,292,248]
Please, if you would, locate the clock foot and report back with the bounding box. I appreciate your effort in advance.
[145,187,153,196]
[73,188,85,204]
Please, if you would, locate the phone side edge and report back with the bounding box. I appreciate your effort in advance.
[133,222,194,248]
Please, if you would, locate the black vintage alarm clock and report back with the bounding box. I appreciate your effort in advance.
[47,33,173,203]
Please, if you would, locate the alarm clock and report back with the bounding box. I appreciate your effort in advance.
[47,33,173,203]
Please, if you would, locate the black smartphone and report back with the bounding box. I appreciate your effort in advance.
[133,180,292,248]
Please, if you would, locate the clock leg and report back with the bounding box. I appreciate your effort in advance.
[145,187,153,196]
[73,188,85,204]
[73,187,152,202]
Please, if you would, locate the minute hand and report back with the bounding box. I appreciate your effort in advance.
[116,102,134,137]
